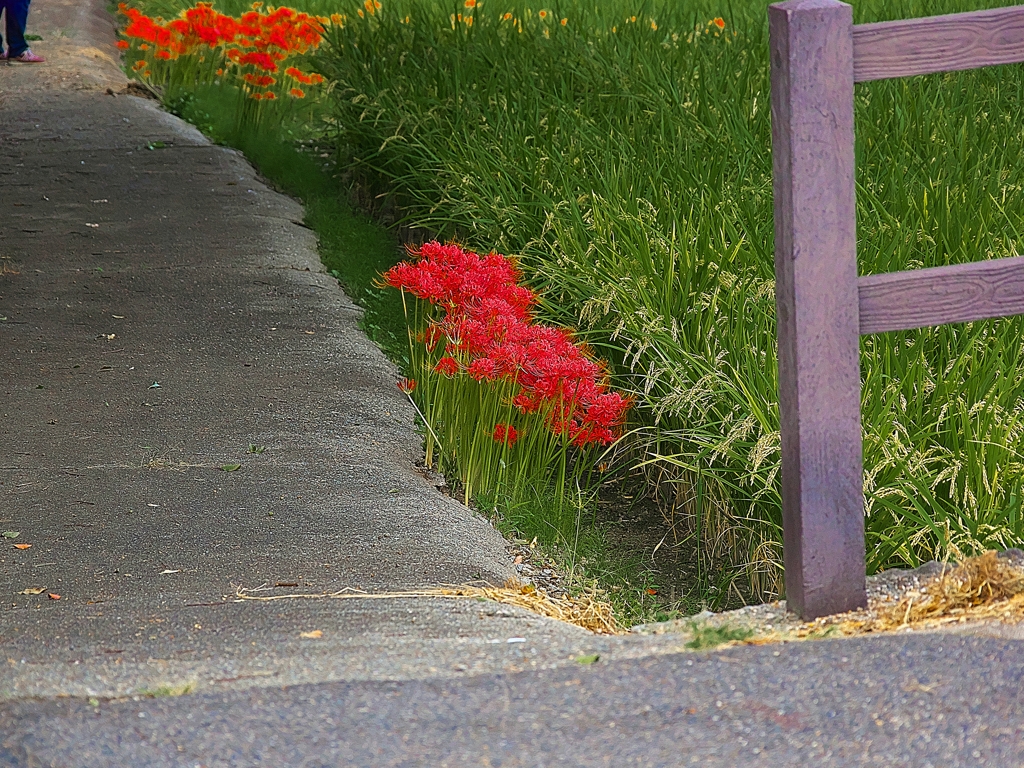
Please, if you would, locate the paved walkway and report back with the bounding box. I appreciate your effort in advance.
[2,2,1023,765]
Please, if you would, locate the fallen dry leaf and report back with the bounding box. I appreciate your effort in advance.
[299,630,323,639]
[14,543,31,550]
[48,593,61,600]
[19,587,46,595]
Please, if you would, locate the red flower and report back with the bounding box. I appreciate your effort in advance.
[243,73,276,86]
[383,241,632,446]
[238,50,277,71]
[467,357,497,381]
[397,377,416,394]
[433,356,459,377]
[493,423,519,446]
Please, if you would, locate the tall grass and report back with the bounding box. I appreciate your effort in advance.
[313,0,1024,600]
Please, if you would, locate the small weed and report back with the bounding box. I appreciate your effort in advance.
[137,682,195,697]
[247,444,266,454]
[685,623,754,651]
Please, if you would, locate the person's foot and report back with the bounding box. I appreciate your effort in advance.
[9,49,45,63]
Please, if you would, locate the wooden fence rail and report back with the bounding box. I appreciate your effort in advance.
[768,0,1024,619]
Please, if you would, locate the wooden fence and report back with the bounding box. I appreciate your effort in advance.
[768,0,1024,619]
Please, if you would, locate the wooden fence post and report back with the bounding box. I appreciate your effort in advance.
[769,0,867,619]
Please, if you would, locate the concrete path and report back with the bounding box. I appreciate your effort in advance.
[2,2,1024,765]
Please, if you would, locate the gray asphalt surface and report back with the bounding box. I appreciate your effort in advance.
[3,2,1023,765]
[4,632,1024,767]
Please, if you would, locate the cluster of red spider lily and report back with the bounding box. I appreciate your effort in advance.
[385,242,631,447]
[118,2,325,101]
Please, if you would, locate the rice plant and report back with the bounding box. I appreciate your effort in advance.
[314,0,1024,601]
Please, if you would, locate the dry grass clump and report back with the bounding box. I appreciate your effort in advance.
[878,551,1024,627]
[810,551,1024,638]
[439,580,622,635]
[235,579,622,635]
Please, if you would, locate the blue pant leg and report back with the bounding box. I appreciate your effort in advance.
[3,0,31,59]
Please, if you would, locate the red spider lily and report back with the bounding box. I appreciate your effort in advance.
[238,50,278,71]
[243,73,276,86]
[397,377,416,394]
[434,356,460,377]
[493,423,519,446]
[467,357,497,381]
[118,2,327,105]
[384,242,632,445]
[285,66,323,85]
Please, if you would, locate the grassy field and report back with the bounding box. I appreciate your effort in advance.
[124,0,1024,607]
[313,0,1024,601]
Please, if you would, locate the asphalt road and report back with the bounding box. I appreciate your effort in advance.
[4,632,1024,767]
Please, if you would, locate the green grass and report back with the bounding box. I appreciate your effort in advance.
[123,0,1024,609]
[685,622,754,650]
[310,0,1024,601]
[478,486,666,626]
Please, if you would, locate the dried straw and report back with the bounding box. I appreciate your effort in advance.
[758,551,1024,643]
[234,579,623,635]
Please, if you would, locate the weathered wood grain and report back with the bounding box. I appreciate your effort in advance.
[853,4,1024,82]
[859,256,1024,334]
[769,0,867,620]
